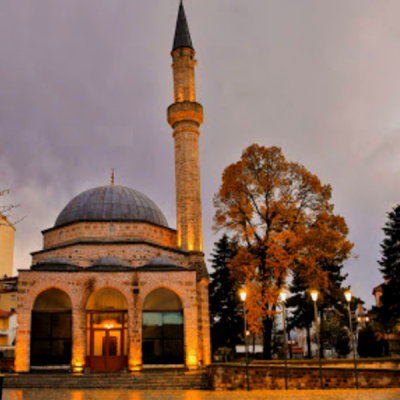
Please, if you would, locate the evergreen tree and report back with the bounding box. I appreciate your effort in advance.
[287,273,314,358]
[357,325,384,358]
[287,260,349,359]
[377,205,400,332]
[209,235,242,353]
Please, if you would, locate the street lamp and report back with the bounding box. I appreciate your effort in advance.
[240,289,250,391]
[279,290,288,390]
[310,290,324,389]
[345,290,359,389]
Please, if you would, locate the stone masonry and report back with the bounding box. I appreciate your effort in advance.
[168,47,204,253]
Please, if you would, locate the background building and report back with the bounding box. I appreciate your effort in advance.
[0,215,17,354]
[0,214,15,279]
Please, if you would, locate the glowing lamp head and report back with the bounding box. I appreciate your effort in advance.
[345,290,352,303]
[102,320,117,330]
[239,289,247,302]
[310,290,319,302]
[366,317,370,322]
[279,291,287,303]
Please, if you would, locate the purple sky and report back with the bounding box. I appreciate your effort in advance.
[1,0,399,307]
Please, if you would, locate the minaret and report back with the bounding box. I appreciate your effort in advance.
[168,1,203,252]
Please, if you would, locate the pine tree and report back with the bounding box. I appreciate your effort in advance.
[287,261,349,359]
[377,205,400,332]
[287,273,314,358]
[209,235,242,353]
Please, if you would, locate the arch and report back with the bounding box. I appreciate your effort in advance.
[142,287,184,365]
[143,287,182,311]
[30,288,72,367]
[85,287,128,371]
[33,288,72,311]
[86,287,128,311]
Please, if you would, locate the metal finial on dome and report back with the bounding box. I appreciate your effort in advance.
[111,168,115,186]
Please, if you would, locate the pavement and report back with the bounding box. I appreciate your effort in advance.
[2,390,400,400]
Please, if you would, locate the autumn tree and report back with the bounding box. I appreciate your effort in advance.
[209,235,243,352]
[214,145,353,359]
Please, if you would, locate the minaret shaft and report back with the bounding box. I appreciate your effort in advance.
[168,6,203,252]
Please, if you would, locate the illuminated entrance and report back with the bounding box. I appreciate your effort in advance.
[142,288,184,365]
[86,288,128,371]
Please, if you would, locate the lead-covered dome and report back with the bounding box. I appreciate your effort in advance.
[55,185,168,228]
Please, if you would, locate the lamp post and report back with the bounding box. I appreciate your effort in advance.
[280,290,288,390]
[240,289,250,391]
[311,290,324,389]
[345,290,359,389]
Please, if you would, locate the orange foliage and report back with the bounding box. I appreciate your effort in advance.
[214,145,353,335]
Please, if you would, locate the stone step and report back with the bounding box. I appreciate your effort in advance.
[3,372,211,390]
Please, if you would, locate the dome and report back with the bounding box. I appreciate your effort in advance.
[137,256,188,272]
[91,256,131,268]
[88,256,133,272]
[55,185,168,228]
[145,257,178,267]
[42,257,72,265]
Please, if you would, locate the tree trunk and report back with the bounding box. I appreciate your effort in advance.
[306,324,312,359]
[263,317,273,359]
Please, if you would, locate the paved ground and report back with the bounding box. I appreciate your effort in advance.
[2,389,400,400]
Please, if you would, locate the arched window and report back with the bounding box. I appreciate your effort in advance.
[31,288,72,367]
[86,288,128,371]
[143,288,182,311]
[142,288,184,365]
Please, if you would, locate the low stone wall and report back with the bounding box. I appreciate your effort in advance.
[256,358,400,370]
[208,364,400,390]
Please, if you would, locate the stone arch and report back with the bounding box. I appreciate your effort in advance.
[142,286,184,365]
[33,287,72,311]
[27,283,76,313]
[30,288,73,367]
[142,287,183,311]
[86,287,128,311]
[85,287,129,371]
[138,283,190,312]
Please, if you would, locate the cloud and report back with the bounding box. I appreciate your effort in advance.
[2,0,400,306]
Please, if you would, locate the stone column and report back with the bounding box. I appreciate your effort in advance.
[128,287,142,371]
[184,287,199,370]
[14,310,31,372]
[198,280,211,366]
[71,306,86,373]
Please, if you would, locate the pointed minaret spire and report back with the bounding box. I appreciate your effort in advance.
[172,1,194,52]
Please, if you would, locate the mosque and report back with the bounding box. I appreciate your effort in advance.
[15,2,211,373]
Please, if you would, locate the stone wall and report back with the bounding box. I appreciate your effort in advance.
[209,364,400,390]
[32,242,188,268]
[15,269,209,372]
[42,221,178,251]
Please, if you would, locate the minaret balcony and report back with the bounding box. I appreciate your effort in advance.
[168,101,204,127]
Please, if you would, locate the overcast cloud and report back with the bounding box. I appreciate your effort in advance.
[1,0,399,307]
